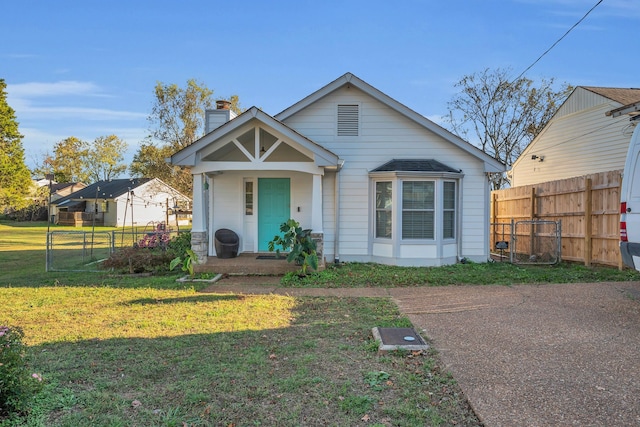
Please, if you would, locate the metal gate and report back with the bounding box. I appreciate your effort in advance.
[490,220,561,265]
[46,231,113,272]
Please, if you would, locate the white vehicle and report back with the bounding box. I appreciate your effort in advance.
[619,119,640,270]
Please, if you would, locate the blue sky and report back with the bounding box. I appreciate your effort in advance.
[2,0,638,171]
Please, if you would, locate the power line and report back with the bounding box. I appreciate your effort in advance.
[515,0,604,81]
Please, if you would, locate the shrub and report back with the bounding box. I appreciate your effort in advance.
[268,219,318,275]
[0,326,43,417]
[136,223,171,249]
[167,231,191,259]
[100,247,176,274]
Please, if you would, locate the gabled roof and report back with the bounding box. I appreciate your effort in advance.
[275,72,504,173]
[582,87,640,106]
[51,182,85,192]
[170,107,340,168]
[53,178,151,205]
[370,159,461,174]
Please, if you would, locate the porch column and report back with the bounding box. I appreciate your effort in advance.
[311,174,323,232]
[192,173,207,231]
[191,173,208,263]
[311,174,324,265]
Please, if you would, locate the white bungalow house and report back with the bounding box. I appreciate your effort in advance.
[170,73,504,267]
[52,178,191,227]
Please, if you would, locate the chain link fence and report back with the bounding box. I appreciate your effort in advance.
[46,226,182,272]
[490,220,562,265]
[46,231,113,272]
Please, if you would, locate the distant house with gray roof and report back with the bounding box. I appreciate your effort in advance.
[51,178,190,227]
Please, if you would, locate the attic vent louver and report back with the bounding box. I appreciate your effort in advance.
[337,104,359,136]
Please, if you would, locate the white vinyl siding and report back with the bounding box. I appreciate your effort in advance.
[282,85,491,264]
[512,88,633,187]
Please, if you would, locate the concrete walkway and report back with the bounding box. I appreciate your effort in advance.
[201,280,640,426]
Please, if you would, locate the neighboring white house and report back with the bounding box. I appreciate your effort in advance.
[51,178,191,227]
[170,73,505,267]
[510,86,640,187]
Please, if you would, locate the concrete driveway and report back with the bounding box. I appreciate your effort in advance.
[390,282,640,426]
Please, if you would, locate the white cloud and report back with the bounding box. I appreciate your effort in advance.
[6,80,147,122]
[19,106,146,121]
[8,81,106,98]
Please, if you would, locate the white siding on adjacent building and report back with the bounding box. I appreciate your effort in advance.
[510,87,640,187]
[512,103,632,187]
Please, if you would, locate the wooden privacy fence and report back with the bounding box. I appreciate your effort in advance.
[491,170,623,267]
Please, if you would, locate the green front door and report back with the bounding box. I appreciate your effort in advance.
[258,178,290,251]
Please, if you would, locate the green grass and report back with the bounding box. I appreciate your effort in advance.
[1,290,479,426]
[281,261,640,287]
[1,221,481,425]
[2,220,640,425]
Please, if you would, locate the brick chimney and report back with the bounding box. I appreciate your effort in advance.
[205,100,237,133]
[216,100,231,110]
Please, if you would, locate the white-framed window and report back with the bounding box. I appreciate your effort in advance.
[244,180,254,215]
[443,181,456,239]
[375,181,392,238]
[402,181,435,239]
[371,175,460,242]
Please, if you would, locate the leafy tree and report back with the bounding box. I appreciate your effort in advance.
[0,79,32,212]
[86,134,128,182]
[446,68,572,189]
[149,79,214,151]
[131,79,241,195]
[50,136,90,183]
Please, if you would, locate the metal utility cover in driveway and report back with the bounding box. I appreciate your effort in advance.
[372,327,429,352]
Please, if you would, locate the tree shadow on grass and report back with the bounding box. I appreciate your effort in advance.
[125,294,246,305]
[20,297,480,427]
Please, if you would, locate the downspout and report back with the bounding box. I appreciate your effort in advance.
[334,159,344,264]
[457,176,464,262]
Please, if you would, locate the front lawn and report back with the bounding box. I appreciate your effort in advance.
[1,287,479,426]
[2,220,639,425]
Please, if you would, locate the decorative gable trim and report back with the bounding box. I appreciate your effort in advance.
[169,107,340,168]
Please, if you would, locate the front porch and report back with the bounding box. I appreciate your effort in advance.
[194,253,302,275]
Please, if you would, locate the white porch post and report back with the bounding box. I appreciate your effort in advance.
[192,173,206,232]
[191,173,208,263]
[311,174,323,232]
[311,173,325,265]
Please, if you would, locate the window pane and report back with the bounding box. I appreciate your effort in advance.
[376,182,392,209]
[444,182,455,210]
[403,181,434,209]
[402,211,434,239]
[443,181,456,239]
[376,182,392,238]
[443,211,455,239]
[402,181,434,239]
[376,211,392,238]
[245,181,253,215]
